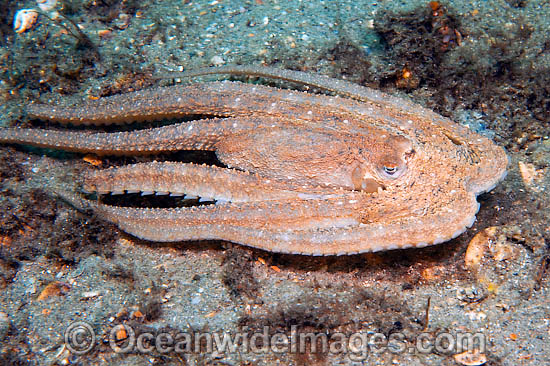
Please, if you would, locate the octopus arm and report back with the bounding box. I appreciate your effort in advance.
[84,161,303,202]
[219,190,480,255]
[56,186,479,255]
[0,117,270,154]
[174,66,492,146]
[26,84,259,125]
[26,81,352,127]
[56,191,359,243]
[173,65,431,117]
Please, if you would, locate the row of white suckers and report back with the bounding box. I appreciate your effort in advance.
[103,189,222,203]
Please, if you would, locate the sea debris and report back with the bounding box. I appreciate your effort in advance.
[518,161,541,191]
[454,349,487,366]
[13,0,96,51]
[37,281,72,301]
[13,9,39,33]
[465,226,521,271]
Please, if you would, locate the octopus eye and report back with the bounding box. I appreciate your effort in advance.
[383,165,399,177]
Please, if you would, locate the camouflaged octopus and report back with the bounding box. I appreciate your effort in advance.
[0,66,508,255]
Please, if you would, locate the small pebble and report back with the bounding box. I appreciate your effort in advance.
[81,291,100,299]
[210,55,225,66]
[37,0,57,12]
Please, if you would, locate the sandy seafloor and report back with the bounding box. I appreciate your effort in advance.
[0,0,549,365]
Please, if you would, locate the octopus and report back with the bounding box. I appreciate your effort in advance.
[0,66,508,255]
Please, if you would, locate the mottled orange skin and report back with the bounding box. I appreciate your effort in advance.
[0,66,508,255]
